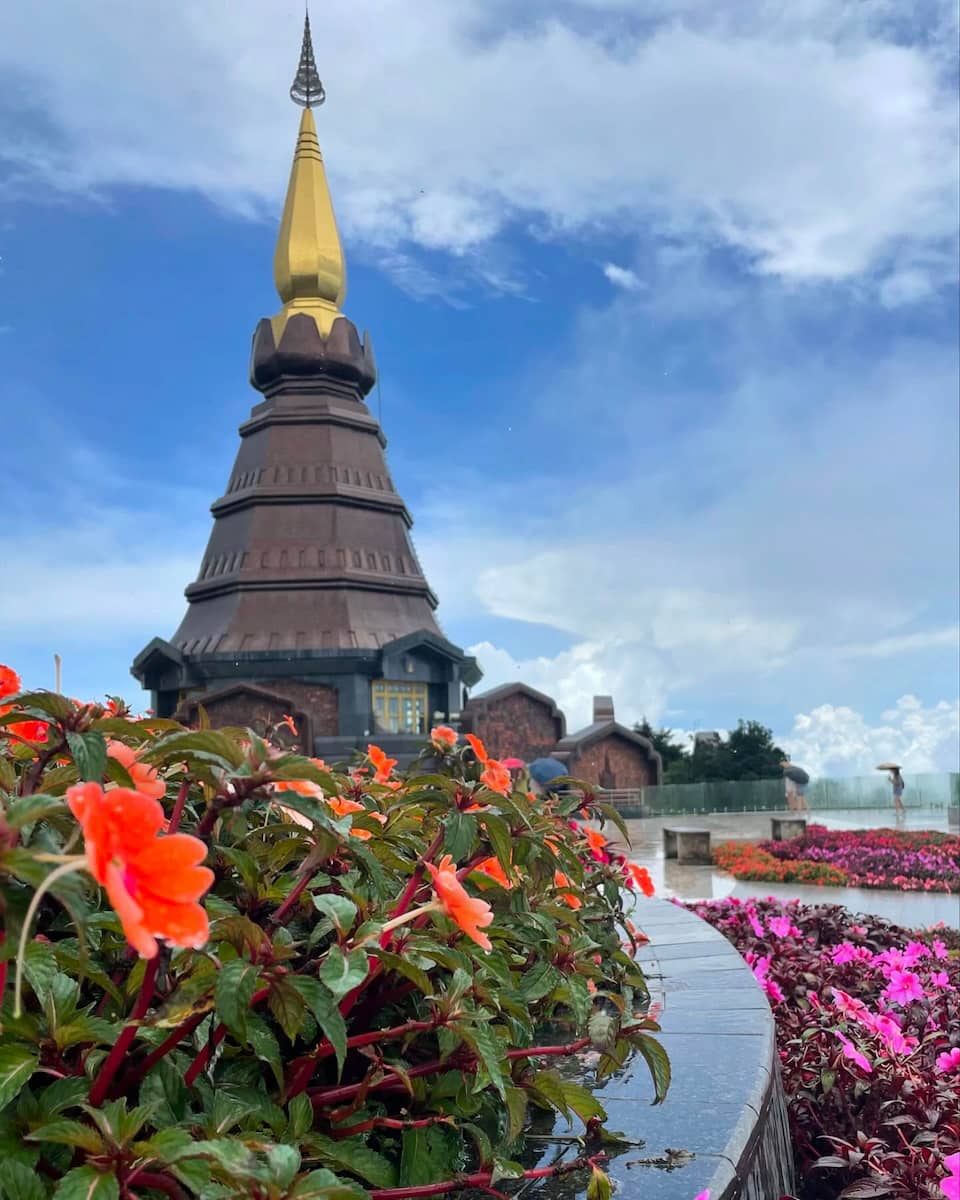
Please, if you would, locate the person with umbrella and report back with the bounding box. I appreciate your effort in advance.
[877,763,905,817]
[781,760,810,812]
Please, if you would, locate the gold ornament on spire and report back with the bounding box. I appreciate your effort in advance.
[272,11,346,341]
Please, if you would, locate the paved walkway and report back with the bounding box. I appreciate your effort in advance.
[616,808,958,929]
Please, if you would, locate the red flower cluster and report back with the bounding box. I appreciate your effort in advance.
[0,665,48,744]
[714,840,848,886]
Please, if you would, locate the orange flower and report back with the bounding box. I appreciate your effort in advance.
[0,665,20,699]
[327,795,365,818]
[430,725,458,748]
[475,857,512,888]
[281,713,299,736]
[349,828,373,840]
[106,740,165,802]
[544,837,560,857]
[0,665,48,743]
[465,733,488,762]
[480,760,512,797]
[425,854,494,950]
[554,870,582,910]
[583,827,607,855]
[587,979,598,994]
[273,778,324,798]
[367,744,398,784]
[66,782,213,959]
[627,863,655,897]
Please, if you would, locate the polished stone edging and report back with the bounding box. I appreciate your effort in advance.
[599,898,796,1199]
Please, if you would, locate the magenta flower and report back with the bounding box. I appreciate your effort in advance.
[932,939,949,961]
[882,969,925,1007]
[835,1030,872,1074]
[832,942,857,964]
[746,907,765,939]
[903,939,931,966]
[767,916,801,938]
[694,1192,710,1200]
[831,986,868,1020]
[935,1047,960,1075]
[941,1152,960,1200]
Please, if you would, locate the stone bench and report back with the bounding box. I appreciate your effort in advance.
[771,817,807,841]
[663,826,712,864]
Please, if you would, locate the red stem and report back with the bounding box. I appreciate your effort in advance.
[125,1170,189,1200]
[118,1010,208,1091]
[385,829,445,928]
[311,1058,462,1109]
[268,867,316,927]
[505,1036,591,1060]
[167,776,190,834]
[368,1156,600,1199]
[183,985,271,1087]
[332,1114,453,1138]
[89,956,159,1107]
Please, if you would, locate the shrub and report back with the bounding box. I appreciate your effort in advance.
[687,897,960,1200]
[0,673,668,1199]
[713,840,849,886]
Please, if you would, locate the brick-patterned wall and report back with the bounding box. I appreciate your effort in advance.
[179,679,339,751]
[464,692,562,761]
[568,735,656,790]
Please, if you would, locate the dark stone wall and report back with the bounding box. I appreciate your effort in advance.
[567,734,656,790]
[178,679,338,751]
[463,692,562,761]
[261,679,339,738]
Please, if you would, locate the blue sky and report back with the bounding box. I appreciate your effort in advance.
[2,0,958,775]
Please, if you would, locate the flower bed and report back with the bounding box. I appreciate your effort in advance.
[686,896,960,1200]
[715,825,960,892]
[0,669,666,1200]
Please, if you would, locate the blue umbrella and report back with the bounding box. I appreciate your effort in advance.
[528,758,569,789]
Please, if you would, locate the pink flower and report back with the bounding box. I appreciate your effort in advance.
[745,907,765,938]
[807,990,822,1009]
[835,1031,872,1073]
[935,1047,960,1075]
[882,969,925,1007]
[831,942,871,964]
[767,916,800,938]
[932,939,949,961]
[831,987,868,1020]
[694,1192,710,1200]
[903,940,930,967]
[929,970,955,991]
[941,1152,960,1200]
[875,947,906,974]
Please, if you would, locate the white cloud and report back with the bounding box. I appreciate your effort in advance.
[602,263,642,291]
[783,695,960,776]
[1,0,956,295]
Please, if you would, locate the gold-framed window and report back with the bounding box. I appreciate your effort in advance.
[372,680,428,735]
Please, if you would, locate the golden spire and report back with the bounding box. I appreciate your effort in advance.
[271,12,346,342]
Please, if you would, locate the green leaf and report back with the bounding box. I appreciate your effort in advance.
[443,810,477,862]
[290,978,347,1078]
[3,794,67,829]
[399,1127,459,1188]
[215,959,260,1043]
[564,974,592,1028]
[308,1135,398,1188]
[520,961,561,1004]
[454,1020,506,1099]
[287,1093,313,1140]
[65,732,108,783]
[267,977,308,1042]
[0,1044,39,1111]
[267,1144,301,1189]
[23,940,58,1003]
[26,1118,105,1153]
[559,1080,607,1124]
[596,803,631,847]
[503,1084,528,1143]
[183,1138,265,1181]
[480,813,514,876]
[527,1069,571,1120]
[142,730,245,770]
[132,1128,195,1165]
[370,950,433,997]
[247,1014,284,1087]
[289,1170,369,1200]
[318,946,368,1002]
[633,1033,671,1104]
[52,1166,119,1200]
[0,1161,48,1200]
[587,1165,613,1200]
[10,692,74,721]
[312,894,358,935]
[37,1076,89,1117]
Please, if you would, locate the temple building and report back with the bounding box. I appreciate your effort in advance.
[132,17,480,761]
[131,17,660,787]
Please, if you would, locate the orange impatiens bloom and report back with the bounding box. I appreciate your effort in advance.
[425,855,494,951]
[475,856,512,888]
[465,733,488,762]
[281,713,299,736]
[583,827,607,855]
[66,782,213,959]
[367,744,398,784]
[327,795,365,818]
[106,740,165,802]
[0,665,49,744]
[627,862,656,897]
[480,761,512,797]
[554,870,582,910]
[430,725,458,749]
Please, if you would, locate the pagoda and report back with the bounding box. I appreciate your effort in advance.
[132,15,480,760]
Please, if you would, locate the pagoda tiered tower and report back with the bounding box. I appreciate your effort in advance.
[132,16,480,759]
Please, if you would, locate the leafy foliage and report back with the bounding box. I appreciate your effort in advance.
[635,717,787,784]
[687,897,960,1200]
[0,680,665,1199]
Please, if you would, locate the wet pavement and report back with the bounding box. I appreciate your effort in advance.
[615,808,959,929]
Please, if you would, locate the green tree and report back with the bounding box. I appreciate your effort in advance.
[634,718,688,776]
